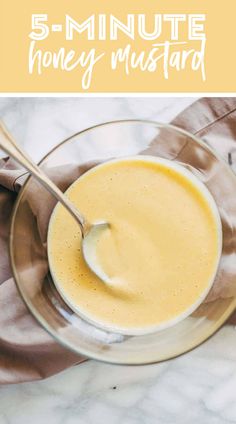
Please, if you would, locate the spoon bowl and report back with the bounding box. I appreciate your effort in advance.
[82,221,111,284]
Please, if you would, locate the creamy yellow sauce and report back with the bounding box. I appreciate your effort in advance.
[48,157,221,334]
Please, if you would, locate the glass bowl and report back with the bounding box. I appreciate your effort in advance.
[10,120,236,365]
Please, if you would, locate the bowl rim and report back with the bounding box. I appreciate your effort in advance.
[9,119,236,365]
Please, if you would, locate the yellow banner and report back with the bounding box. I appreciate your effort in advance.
[0,0,236,92]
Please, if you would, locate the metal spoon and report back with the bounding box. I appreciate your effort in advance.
[0,121,110,283]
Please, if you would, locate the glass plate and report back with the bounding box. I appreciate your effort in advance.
[10,120,236,364]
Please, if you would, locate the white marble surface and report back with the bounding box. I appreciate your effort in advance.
[1,97,236,424]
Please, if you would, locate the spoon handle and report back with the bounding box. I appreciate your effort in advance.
[0,121,89,237]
